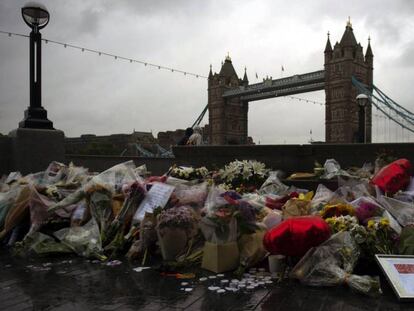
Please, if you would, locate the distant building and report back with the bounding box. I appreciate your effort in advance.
[65,131,163,156]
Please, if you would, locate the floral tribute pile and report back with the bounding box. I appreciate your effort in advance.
[1,158,414,297]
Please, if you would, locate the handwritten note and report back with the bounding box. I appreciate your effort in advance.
[133,182,175,222]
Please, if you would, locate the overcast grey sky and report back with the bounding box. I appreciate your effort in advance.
[1,0,414,143]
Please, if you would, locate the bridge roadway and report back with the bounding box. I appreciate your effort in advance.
[222,70,325,101]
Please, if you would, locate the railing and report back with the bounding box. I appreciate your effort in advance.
[223,70,325,98]
[240,81,325,101]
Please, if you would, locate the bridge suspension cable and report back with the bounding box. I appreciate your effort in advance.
[192,104,208,128]
[352,76,414,136]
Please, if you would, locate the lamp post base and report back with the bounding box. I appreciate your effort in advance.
[18,106,54,129]
[9,127,65,174]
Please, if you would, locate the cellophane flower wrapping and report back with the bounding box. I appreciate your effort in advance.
[202,187,259,243]
[203,187,235,239]
[26,184,55,237]
[14,231,72,256]
[321,159,351,179]
[174,182,209,208]
[54,218,105,260]
[290,231,381,296]
[379,195,414,227]
[351,196,384,224]
[42,161,68,186]
[86,185,113,243]
[0,185,21,229]
[0,185,32,240]
[238,229,267,268]
[258,171,289,195]
[310,184,334,213]
[398,226,414,255]
[89,160,143,193]
[103,181,146,247]
[282,192,314,219]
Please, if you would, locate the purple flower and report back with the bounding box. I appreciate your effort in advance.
[238,201,256,223]
[220,191,242,201]
[356,202,380,224]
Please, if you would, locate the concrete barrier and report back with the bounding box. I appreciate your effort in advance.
[173,143,414,173]
[0,136,11,176]
[2,142,414,177]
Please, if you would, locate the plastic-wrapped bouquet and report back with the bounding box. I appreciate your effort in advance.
[363,218,397,254]
[325,214,397,255]
[216,160,268,193]
[291,231,381,296]
[352,197,384,224]
[169,166,209,181]
[325,215,360,233]
[320,203,355,219]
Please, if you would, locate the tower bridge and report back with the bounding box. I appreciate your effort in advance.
[207,21,373,144]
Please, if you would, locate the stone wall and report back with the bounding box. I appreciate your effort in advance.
[0,136,11,175]
[173,143,414,174]
[3,142,414,177]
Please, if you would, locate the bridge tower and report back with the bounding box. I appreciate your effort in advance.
[324,21,373,143]
[208,56,248,145]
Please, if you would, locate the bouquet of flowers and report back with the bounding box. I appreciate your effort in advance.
[282,191,314,219]
[103,181,146,256]
[103,181,146,246]
[54,218,106,260]
[352,197,384,224]
[215,160,268,193]
[85,184,113,243]
[363,218,397,254]
[325,215,360,233]
[320,203,355,219]
[203,188,260,238]
[291,231,381,296]
[156,206,198,260]
[326,215,397,259]
[169,166,209,181]
[126,212,158,264]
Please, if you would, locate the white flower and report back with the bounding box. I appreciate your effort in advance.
[250,161,267,176]
[241,165,252,180]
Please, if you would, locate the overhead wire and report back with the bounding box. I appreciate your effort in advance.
[0,30,208,79]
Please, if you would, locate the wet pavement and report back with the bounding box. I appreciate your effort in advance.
[1,252,414,311]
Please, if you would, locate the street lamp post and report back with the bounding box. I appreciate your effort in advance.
[356,94,369,143]
[19,2,53,129]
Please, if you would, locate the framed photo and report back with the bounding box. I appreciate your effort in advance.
[375,254,414,301]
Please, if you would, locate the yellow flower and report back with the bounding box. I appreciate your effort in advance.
[320,203,355,219]
[367,220,375,230]
[379,218,390,228]
[298,191,314,201]
[338,223,347,231]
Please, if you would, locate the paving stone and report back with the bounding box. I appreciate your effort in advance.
[2,252,414,310]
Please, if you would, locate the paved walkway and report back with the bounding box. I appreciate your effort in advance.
[1,252,414,311]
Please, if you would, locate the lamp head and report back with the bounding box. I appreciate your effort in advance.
[356,93,369,107]
[22,2,49,30]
